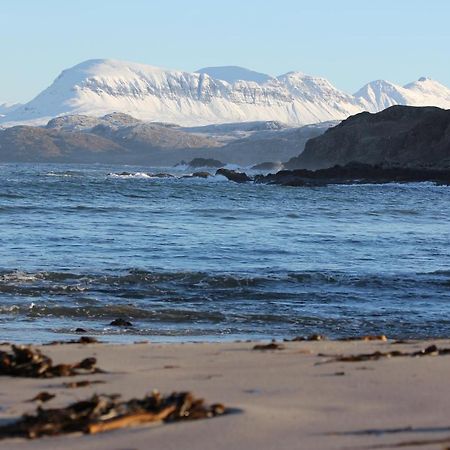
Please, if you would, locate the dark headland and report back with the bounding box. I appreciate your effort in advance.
[285,105,450,170]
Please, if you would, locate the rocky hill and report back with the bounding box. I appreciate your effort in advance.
[0,126,125,163]
[286,106,450,170]
[0,113,331,166]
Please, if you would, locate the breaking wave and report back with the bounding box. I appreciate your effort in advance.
[0,268,449,342]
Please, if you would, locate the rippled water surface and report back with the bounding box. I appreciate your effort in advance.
[1,163,449,342]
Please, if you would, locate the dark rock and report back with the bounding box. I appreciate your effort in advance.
[188,158,224,168]
[216,168,252,183]
[150,173,175,178]
[29,392,56,403]
[74,328,87,333]
[109,318,133,327]
[182,171,211,179]
[255,163,450,186]
[285,105,450,170]
[192,171,211,178]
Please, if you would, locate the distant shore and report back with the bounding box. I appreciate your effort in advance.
[0,338,449,449]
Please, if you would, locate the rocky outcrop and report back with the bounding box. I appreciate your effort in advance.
[216,168,252,183]
[187,158,224,168]
[256,162,450,186]
[286,106,450,170]
[182,172,212,179]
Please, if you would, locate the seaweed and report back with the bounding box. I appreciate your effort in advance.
[0,391,226,439]
[62,380,106,389]
[284,334,326,342]
[0,345,103,378]
[253,342,285,351]
[318,344,450,363]
[45,336,100,345]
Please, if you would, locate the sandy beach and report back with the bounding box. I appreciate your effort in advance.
[0,338,449,450]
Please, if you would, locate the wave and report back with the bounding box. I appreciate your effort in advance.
[108,172,154,179]
[44,170,86,177]
[1,268,449,341]
[106,171,231,183]
[1,268,449,298]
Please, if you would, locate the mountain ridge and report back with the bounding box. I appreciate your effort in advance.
[1,59,449,127]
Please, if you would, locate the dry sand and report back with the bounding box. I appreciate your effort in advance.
[0,339,449,450]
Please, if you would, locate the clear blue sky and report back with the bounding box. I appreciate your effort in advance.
[1,0,449,103]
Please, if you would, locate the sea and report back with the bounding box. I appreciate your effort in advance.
[1,163,449,343]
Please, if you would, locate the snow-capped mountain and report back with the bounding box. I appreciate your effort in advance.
[355,77,450,112]
[197,66,273,84]
[1,59,449,127]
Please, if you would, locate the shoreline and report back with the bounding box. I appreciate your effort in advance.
[5,331,450,346]
[0,338,449,449]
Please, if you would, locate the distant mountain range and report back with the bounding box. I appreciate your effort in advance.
[1,59,449,127]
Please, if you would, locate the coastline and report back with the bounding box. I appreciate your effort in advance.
[0,338,449,449]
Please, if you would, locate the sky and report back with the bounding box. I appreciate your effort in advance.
[1,0,449,103]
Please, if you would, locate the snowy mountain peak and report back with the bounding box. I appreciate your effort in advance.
[354,80,409,111]
[196,66,273,84]
[1,59,449,127]
[404,77,450,94]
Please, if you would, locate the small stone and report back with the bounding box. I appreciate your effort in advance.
[110,318,133,327]
[29,392,55,403]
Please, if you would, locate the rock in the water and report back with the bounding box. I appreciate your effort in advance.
[150,173,175,178]
[215,168,252,183]
[110,318,133,327]
[255,162,450,186]
[111,172,132,176]
[182,171,211,179]
[192,171,211,178]
[188,158,224,168]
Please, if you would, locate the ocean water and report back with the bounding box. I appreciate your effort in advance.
[1,163,449,343]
